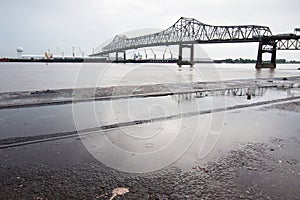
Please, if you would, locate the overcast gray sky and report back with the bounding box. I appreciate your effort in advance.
[1,0,299,60]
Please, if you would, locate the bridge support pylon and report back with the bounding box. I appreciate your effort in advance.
[115,50,126,61]
[178,44,194,67]
[256,39,276,69]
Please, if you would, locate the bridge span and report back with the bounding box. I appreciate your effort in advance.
[91,17,300,68]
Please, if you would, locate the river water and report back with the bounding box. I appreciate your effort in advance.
[0,62,299,92]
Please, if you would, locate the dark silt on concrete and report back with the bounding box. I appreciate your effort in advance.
[0,99,299,199]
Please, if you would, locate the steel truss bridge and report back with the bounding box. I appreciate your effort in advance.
[91,17,300,68]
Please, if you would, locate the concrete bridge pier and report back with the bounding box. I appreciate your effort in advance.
[115,51,126,61]
[256,40,276,69]
[178,44,194,67]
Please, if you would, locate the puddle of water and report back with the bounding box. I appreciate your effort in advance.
[73,87,299,130]
[81,113,211,172]
[0,105,77,139]
[0,87,299,141]
[79,103,300,172]
[0,86,299,173]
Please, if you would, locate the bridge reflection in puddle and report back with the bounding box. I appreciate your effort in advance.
[0,86,299,172]
[0,86,298,141]
[71,85,299,134]
[75,86,299,172]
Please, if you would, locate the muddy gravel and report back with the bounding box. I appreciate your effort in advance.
[0,137,299,200]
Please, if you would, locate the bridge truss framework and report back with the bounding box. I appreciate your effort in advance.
[92,17,300,68]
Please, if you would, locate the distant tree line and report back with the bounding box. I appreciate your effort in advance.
[288,60,300,64]
[222,58,256,63]
[215,58,300,64]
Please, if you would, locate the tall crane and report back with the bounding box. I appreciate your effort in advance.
[72,47,75,58]
[163,47,173,60]
[163,48,167,60]
[169,48,173,60]
[144,49,148,59]
[150,48,156,60]
[56,47,64,58]
[77,47,85,58]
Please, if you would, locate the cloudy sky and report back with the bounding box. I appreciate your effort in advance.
[1,0,299,60]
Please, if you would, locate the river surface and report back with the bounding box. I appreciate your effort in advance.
[0,62,299,92]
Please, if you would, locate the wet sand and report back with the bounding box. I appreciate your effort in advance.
[0,78,299,199]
